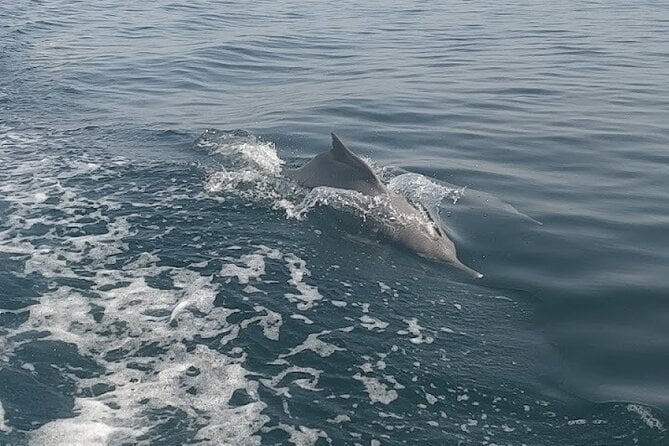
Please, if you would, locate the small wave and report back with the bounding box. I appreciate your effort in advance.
[626,404,666,432]
[196,128,283,175]
[388,172,466,210]
[285,186,389,221]
[199,130,463,237]
[0,400,9,433]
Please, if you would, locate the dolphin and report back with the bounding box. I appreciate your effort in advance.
[283,133,483,278]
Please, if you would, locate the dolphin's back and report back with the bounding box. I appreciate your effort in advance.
[283,133,483,278]
[284,133,387,196]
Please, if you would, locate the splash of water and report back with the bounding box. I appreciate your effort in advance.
[199,130,464,235]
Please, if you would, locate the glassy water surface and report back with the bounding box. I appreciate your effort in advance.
[1,0,668,444]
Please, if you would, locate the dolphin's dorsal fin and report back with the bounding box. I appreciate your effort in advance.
[330,133,357,162]
[330,133,378,183]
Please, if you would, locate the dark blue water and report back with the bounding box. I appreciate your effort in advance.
[1,0,668,444]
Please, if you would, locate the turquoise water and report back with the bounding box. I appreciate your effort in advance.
[1,1,668,444]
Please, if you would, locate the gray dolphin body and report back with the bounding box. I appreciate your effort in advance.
[284,133,483,278]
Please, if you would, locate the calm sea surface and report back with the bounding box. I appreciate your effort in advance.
[1,1,668,444]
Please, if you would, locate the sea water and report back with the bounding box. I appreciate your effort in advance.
[1,1,668,444]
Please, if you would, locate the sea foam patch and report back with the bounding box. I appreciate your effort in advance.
[15,239,335,444]
[0,401,9,433]
[197,129,283,175]
[627,404,665,432]
[0,129,333,443]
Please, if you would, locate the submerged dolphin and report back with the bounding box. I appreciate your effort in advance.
[284,133,483,278]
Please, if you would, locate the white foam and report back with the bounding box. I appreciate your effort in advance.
[567,419,586,426]
[627,404,665,431]
[260,366,323,397]
[278,423,329,446]
[19,260,268,442]
[353,374,398,405]
[234,142,284,174]
[200,131,292,213]
[24,248,78,278]
[240,306,282,341]
[284,254,322,310]
[198,129,283,175]
[285,186,414,230]
[0,220,261,440]
[280,330,345,358]
[359,315,389,331]
[0,129,325,443]
[327,414,351,424]
[290,314,314,324]
[33,192,49,203]
[378,281,391,293]
[31,399,137,445]
[353,358,404,406]
[0,400,9,433]
[397,318,434,344]
[218,247,323,312]
[169,273,220,323]
[425,393,438,405]
[205,168,264,194]
[221,253,267,284]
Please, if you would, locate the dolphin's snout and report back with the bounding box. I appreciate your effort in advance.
[451,260,483,279]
